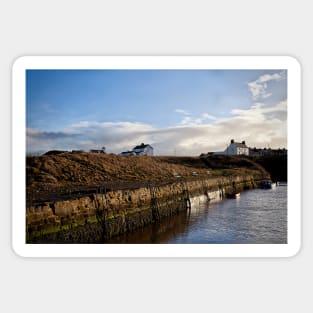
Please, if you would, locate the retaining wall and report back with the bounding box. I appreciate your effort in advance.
[26,175,261,243]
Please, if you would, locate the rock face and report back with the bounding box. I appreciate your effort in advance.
[26,175,262,243]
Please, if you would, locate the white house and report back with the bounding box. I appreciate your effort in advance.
[215,139,249,156]
[133,143,154,156]
[119,143,154,156]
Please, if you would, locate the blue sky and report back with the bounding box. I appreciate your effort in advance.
[26,69,287,155]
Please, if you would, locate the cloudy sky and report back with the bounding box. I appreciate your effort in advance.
[26,69,287,155]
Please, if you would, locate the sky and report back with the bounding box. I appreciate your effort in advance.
[26,69,287,155]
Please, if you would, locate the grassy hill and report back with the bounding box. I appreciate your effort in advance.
[26,152,270,188]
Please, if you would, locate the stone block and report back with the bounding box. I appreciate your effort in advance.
[54,201,72,216]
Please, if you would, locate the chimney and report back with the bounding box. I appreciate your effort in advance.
[231,139,234,144]
[242,141,245,145]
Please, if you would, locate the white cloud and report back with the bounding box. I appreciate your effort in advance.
[230,101,287,122]
[27,100,287,156]
[202,113,217,121]
[180,112,217,125]
[175,109,190,115]
[257,73,284,83]
[248,71,286,100]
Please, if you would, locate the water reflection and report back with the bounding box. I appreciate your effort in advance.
[105,185,287,244]
[107,210,193,244]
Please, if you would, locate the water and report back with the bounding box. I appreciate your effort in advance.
[105,185,287,244]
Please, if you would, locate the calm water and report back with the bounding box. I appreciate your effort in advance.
[106,185,287,244]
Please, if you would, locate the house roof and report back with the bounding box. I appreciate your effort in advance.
[133,143,153,150]
[233,142,248,148]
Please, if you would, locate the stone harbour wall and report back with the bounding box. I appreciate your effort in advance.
[26,175,261,243]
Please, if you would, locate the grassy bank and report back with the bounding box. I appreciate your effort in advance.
[27,153,269,189]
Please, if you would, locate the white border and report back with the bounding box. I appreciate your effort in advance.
[12,56,301,258]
